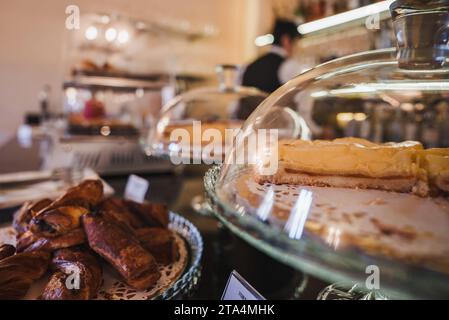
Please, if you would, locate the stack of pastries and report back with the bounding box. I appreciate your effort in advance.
[0,180,180,300]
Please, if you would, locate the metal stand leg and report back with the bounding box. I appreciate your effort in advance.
[191,195,213,216]
[317,282,389,300]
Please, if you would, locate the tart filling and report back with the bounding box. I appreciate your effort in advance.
[418,148,449,193]
[255,137,448,196]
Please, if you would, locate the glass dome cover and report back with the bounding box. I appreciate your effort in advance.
[146,65,268,162]
[207,0,449,298]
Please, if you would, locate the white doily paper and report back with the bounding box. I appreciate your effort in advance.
[0,227,188,300]
[227,171,449,271]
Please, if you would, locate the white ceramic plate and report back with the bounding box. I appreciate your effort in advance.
[0,169,114,209]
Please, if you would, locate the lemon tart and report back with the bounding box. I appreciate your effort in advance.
[255,137,432,196]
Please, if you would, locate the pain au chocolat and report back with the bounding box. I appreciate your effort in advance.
[255,137,449,197]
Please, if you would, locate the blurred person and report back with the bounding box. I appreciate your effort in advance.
[242,19,303,94]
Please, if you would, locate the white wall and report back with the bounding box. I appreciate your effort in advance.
[0,0,260,138]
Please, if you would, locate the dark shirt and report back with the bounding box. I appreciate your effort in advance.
[242,52,285,93]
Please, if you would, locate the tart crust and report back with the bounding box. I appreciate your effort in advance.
[255,162,430,197]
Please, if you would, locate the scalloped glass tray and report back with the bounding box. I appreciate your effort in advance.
[0,212,203,300]
[204,165,449,299]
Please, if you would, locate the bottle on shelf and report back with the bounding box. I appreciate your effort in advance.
[436,101,449,147]
[359,104,372,140]
[403,109,418,142]
[39,84,51,121]
[369,105,384,143]
[420,109,439,148]
[333,0,348,14]
[385,107,404,142]
[348,0,360,10]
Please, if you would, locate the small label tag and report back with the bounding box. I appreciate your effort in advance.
[124,175,149,203]
[222,270,265,300]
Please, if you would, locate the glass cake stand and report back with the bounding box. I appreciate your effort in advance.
[204,1,449,299]
[143,64,268,163]
[205,165,449,299]
[143,64,268,216]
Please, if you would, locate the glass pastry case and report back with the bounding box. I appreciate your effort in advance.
[205,0,449,299]
[40,77,177,176]
[63,76,167,138]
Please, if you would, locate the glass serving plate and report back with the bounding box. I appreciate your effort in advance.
[205,165,449,299]
[205,1,449,299]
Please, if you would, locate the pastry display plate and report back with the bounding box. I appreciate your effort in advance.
[204,166,449,299]
[0,212,203,300]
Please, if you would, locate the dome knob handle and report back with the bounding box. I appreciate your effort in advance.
[216,64,240,92]
[390,0,449,69]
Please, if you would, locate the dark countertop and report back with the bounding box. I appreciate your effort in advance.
[0,136,328,299]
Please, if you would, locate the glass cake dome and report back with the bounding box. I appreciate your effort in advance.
[144,65,268,162]
[205,0,449,298]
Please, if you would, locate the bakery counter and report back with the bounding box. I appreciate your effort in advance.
[0,136,327,299]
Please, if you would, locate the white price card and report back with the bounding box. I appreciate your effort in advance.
[124,175,149,203]
[222,270,265,300]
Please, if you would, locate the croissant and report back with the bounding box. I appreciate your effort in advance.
[13,199,52,235]
[122,200,169,228]
[83,213,160,289]
[30,206,89,237]
[99,198,145,234]
[30,180,103,237]
[41,247,102,300]
[17,228,86,253]
[0,250,50,299]
[136,228,178,265]
[0,244,16,260]
[41,180,104,211]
